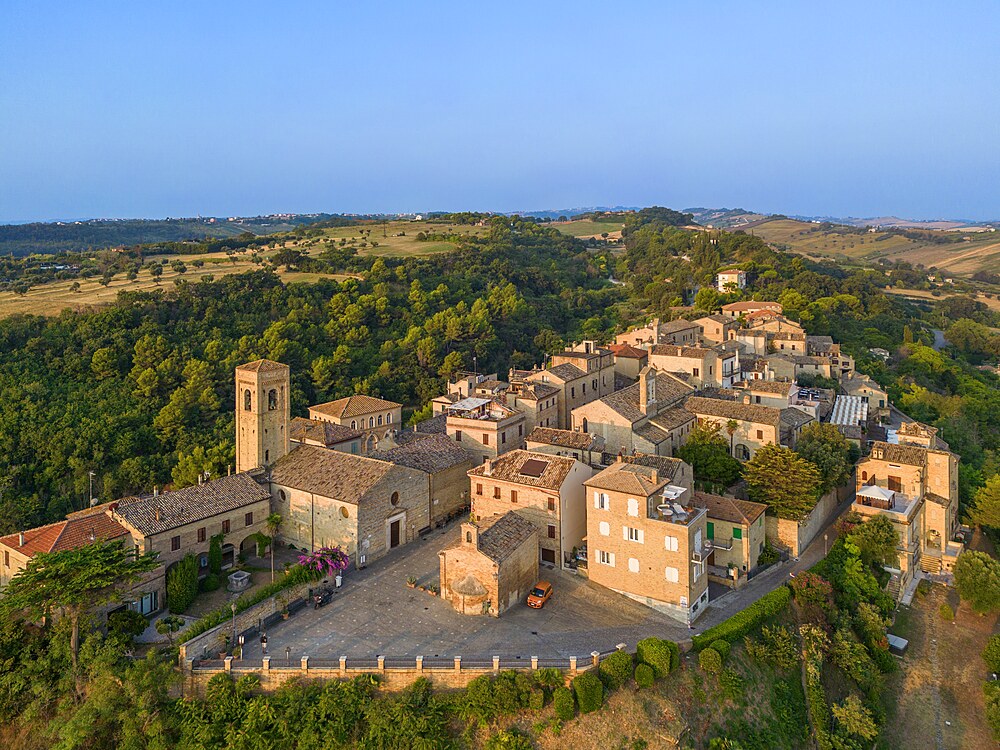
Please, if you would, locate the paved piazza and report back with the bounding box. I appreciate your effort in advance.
[240,520,695,661]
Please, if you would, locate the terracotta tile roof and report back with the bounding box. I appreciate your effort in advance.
[736,380,795,395]
[695,314,732,325]
[585,461,667,497]
[468,450,579,491]
[526,427,598,451]
[371,433,473,474]
[270,445,398,503]
[633,422,670,444]
[649,407,696,431]
[598,373,694,423]
[546,363,587,381]
[866,441,928,467]
[511,382,559,400]
[684,395,782,428]
[289,417,361,446]
[722,301,782,313]
[780,408,814,429]
[618,453,685,480]
[607,344,648,359]
[0,514,130,557]
[113,472,270,536]
[309,394,402,419]
[692,491,766,525]
[662,319,700,332]
[414,413,448,435]
[236,359,289,374]
[476,512,539,563]
[649,344,716,359]
[771,332,806,341]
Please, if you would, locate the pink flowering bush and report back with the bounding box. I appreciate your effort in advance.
[298,546,350,577]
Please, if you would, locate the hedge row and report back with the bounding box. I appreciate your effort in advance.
[179,564,317,645]
[692,584,792,650]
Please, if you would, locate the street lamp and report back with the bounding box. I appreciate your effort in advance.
[230,602,237,648]
[88,471,96,507]
[285,646,291,667]
[824,533,829,556]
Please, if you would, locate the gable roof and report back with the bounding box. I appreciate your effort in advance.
[468,449,580,491]
[526,427,599,451]
[475,512,539,563]
[585,461,668,497]
[414,413,448,435]
[695,314,732,325]
[736,380,795,395]
[370,433,473,474]
[607,343,648,359]
[114,472,270,536]
[684,395,782,427]
[597,372,694,423]
[693,491,766,525]
[0,513,129,557]
[661,319,700,332]
[649,344,717,359]
[866,441,928,467]
[546,362,587,381]
[309,394,402,420]
[722,301,783,313]
[289,417,361,446]
[236,359,289,374]
[617,453,685,480]
[780,408,814,429]
[270,446,396,503]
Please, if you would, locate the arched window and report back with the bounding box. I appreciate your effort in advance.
[390,491,399,506]
[351,420,357,429]
[736,444,751,461]
[581,417,589,432]
[268,389,278,410]
[264,449,270,463]
[378,415,383,426]
[861,471,868,481]
[466,531,472,543]
[243,389,252,411]
[387,413,393,424]
[369,417,375,428]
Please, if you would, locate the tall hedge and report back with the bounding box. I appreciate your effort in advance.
[598,650,633,690]
[167,554,199,614]
[636,637,678,678]
[208,534,223,575]
[571,672,603,714]
[692,584,792,650]
[553,686,575,720]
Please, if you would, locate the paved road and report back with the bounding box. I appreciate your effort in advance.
[239,500,851,662]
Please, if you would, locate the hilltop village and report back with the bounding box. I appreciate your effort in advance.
[0,293,965,627]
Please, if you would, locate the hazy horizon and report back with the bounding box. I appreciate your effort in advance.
[2,1,998,223]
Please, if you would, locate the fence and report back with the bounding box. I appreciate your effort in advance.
[182,649,616,696]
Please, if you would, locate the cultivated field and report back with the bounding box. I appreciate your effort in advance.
[550,218,625,240]
[883,287,1000,314]
[0,261,357,319]
[747,219,1000,276]
[283,220,485,257]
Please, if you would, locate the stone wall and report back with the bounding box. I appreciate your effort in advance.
[181,653,602,698]
[765,483,849,557]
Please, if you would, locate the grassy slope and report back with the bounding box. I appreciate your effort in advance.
[747,219,1000,276]
[550,218,625,239]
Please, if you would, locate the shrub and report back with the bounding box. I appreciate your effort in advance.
[720,668,744,700]
[200,573,221,592]
[699,647,723,675]
[636,637,677,678]
[634,663,655,689]
[167,554,199,614]
[533,667,563,689]
[572,672,603,714]
[984,635,1000,673]
[693,585,792,650]
[598,650,634,691]
[107,609,148,642]
[485,729,533,750]
[208,534,223,575]
[985,681,1000,742]
[528,688,545,711]
[938,603,954,621]
[745,625,798,670]
[710,639,731,662]
[553,686,575,720]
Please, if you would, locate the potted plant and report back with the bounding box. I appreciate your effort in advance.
[406,575,417,588]
[428,584,439,597]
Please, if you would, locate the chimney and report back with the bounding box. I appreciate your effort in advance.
[18,532,24,547]
[483,458,492,476]
[228,465,232,477]
[153,486,159,497]
[651,468,659,484]
[639,367,656,417]
[198,473,203,486]
[155,507,161,523]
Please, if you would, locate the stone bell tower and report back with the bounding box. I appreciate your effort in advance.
[235,360,290,473]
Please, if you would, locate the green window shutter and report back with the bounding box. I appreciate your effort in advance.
[732,527,742,540]
[707,522,714,540]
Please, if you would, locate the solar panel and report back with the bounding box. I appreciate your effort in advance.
[519,458,549,478]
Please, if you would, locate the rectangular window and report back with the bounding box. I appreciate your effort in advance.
[665,566,679,583]
[598,550,614,566]
[547,524,556,539]
[594,492,609,510]
[171,535,181,551]
[732,527,742,540]
[518,424,523,436]
[693,564,701,582]
[222,519,230,534]
[664,535,679,552]
[888,475,902,492]
[625,527,643,543]
[483,433,490,446]
[245,512,253,527]
[3,550,8,567]
[547,497,556,511]
[501,432,506,445]
[455,430,462,442]
[511,490,518,503]
[756,430,763,440]
[693,367,699,377]
[476,483,483,496]
[571,387,576,398]
[197,527,206,543]
[493,486,501,499]
[706,522,714,540]
[582,383,586,394]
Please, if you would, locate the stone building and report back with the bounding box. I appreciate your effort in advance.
[372,433,474,527]
[468,449,591,567]
[683,394,812,459]
[235,359,291,473]
[842,373,889,421]
[525,427,606,467]
[444,397,526,465]
[606,344,648,380]
[110,471,273,614]
[692,491,767,578]
[308,395,402,453]
[438,512,539,617]
[584,458,709,623]
[269,445,428,565]
[720,301,783,319]
[647,344,738,388]
[504,380,560,432]
[288,417,362,454]
[694,314,738,346]
[716,268,747,292]
[570,367,695,457]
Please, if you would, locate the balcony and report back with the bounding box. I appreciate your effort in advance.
[706,537,733,551]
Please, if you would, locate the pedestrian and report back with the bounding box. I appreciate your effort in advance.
[260,633,268,656]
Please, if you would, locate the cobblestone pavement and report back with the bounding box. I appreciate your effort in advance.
[240,500,850,661]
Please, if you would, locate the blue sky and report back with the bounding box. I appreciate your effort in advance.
[1,1,997,222]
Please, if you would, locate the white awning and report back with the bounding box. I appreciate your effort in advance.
[856,484,895,502]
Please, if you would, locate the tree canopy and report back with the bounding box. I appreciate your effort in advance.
[743,444,823,521]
